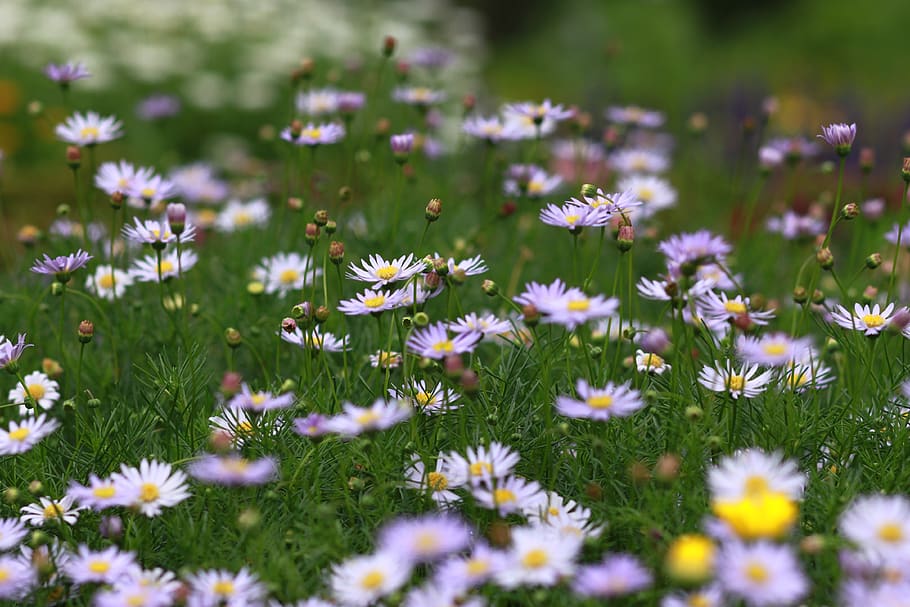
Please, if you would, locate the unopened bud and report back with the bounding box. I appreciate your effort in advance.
[375,118,391,137]
[861,286,877,304]
[329,241,345,264]
[629,461,651,485]
[66,145,81,169]
[424,271,441,289]
[167,203,187,234]
[733,313,754,332]
[313,209,329,226]
[859,148,875,173]
[655,453,681,482]
[305,223,320,245]
[811,289,825,305]
[793,287,808,304]
[890,309,910,332]
[866,252,882,269]
[99,515,123,540]
[816,247,834,270]
[325,220,337,234]
[281,318,297,333]
[3,487,19,504]
[41,358,63,379]
[522,304,540,327]
[444,355,464,379]
[461,369,479,394]
[617,224,634,252]
[77,320,94,343]
[220,372,243,397]
[688,112,708,135]
[685,405,703,421]
[903,158,910,183]
[338,186,352,202]
[482,279,499,296]
[462,94,476,113]
[28,480,43,495]
[110,191,124,209]
[238,507,261,530]
[580,183,598,198]
[293,302,313,321]
[315,306,330,324]
[840,203,859,220]
[800,534,826,555]
[432,258,448,275]
[425,198,442,221]
[289,119,303,139]
[382,35,396,58]
[17,225,40,247]
[224,328,242,348]
[287,197,303,212]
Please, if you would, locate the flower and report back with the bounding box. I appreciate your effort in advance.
[292,413,330,439]
[0,334,32,371]
[709,449,805,501]
[635,349,670,374]
[736,333,814,367]
[449,313,511,338]
[407,322,482,359]
[505,168,562,198]
[324,399,412,436]
[494,525,580,588]
[840,495,910,563]
[698,291,776,326]
[524,492,603,538]
[717,542,808,606]
[0,519,28,551]
[504,99,574,125]
[610,148,669,174]
[20,495,83,526]
[664,534,716,584]
[435,543,504,592]
[127,173,178,205]
[378,515,471,563]
[55,111,123,146]
[392,86,446,106]
[0,555,35,600]
[185,568,266,607]
[95,161,151,196]
[94,581,174,607]
[338,288,406,316]
[539,201,608,231]
[136,93,181,120]
[228,384,295,412]
[445,254,488,277]
[658,230,732,268]
[390,133,415,157]
[698,362,774,399]
[472,476,545,516]
[766,211,825,240]
[369,350,402,368]
[447,442,521,486]
[254,252,321,296]
[830,302,899,336]
[347,254,424,287]
[463,115,513,143]
[556,379,645,420]
[606,105,664,127]
[169,163,228,204]
[330,552,413,607]
[0,414,60,455]
[129,250,198,283]
[30,249,93,280]
[188,454,279,486]
[281,327,350,352]
[404,453,465,507]
[44,62,90,85]
[8,371,59,413]
[67,474,138,510]
[296,88,340,115]
[818,122,857,156]
[536,288,619,330]
[389,380,460,414]
[122,217,196,246]
[112,459,191,517]
[63,545,137,585]
[616,174,676,218]
[215,199,271,232]
[780,361,835,391]
[87,264,134,300]
[661,585,725,607]
[281,122,346,146]
[572,553,652,597]
[402,583,484,607]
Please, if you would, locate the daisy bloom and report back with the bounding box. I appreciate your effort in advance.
[378,515,471,563]
[635,349,670,374]
[330,551,413,607]
[0,555,35,601]
[840,495,910,562]
[0,414,60,455]
[94,581,174,607]
[494,525,580,588]
[95,161,151,196]
[0,519,28,551]
[445,254,488,277]
[338,288,405,316]
[127,173,178,205]
[296,88,339,115]
[347,254,424,287]
[525,492,603,539]
[31,249,93,281]
[617,174,676,218]
[392,86,446,106]
[281,122,346,146]
[537,288,619,330]
[281,326,350,352]
[324,399,412,436]
[254,252,321,296]
[449,313,511,338]
[293,413,330,440]
[20,495,83,526]
[447,442,521,486]
[504,99,574,124]
[228,383,295,412]
[661,585,725,607]
[63,544,136,585]
[369,350,402,369]
[717,541,808,607]
[664,534,716,584]
[68,474,138,510]
[779,361,835,391]
[389,380,460,414]
[404,453,464,507]
[767,136,820,163]
[736,333,814,367]
[55,111,123,146]
[112,459,191,517]
[136,94,181,120]
[185,568,266,607]
[463,115,513,143]
[390,133,414,158]
[539,201,608,231]
[658,230,732,268]
[214,199,271,232]
[44,62,90,85]
[8,370,59,413]
[610,148,669,174]
[129,249,198,283]
[698,291,776,326]
[122,217,196,246]
[504,167,562,198]
[573,553,652,598]
[556,379,645,421]
[766,211,825,240]
[208,406,272,445]
[188,453,279,486]
[87,264,134,300]
[818,122,856,156]
[829,302,898,336]
[407,322,482,359]
[606,105,664,127]
[698,361,774,399]
[514,278,568,309]
[472,476,545,516]
[402,584,484,607]
[435,543,505,592]
[169,163,228,204]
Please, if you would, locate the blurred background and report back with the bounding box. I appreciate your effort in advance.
[1,0,908,219]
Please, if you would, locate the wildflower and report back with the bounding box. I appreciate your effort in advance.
[463,115,513,143]
[209,407,275,445]
[95,161,149,197]
[504,99,574,125]
[390,380,460,414]
[402,584,484,607]
[331,552,412,606]
[63,544,136,585]
[55,111,123,146]
[830,302,899,336]
[44,62,90,85]
[0,519,28,551]
[537,288,619,330]
[369,350,402,368]
[538,201,604,232]
[736,333,814,367]
[20,495,83,526]
[437,445,512,488]
[130,249,198,283]
[87,264,133,300]
[504,167,562,198]
[188,453,279,486]
[127,173,178,206]
[472,476,545,516]
[407,322,482,359]
[698,361,774,400]
[445,254,488,277]
[404,453,465,507]
[8,371,59,413]
[30,249,92,281]
[229,383,295,412]
[767,136,820,163]
[214,199,271,232]
[665,534,716,584]
[338,91,366,114]
[136,93,181,120]
[494,525,580,588]
[122,217,196,246]
[661,585,725,607]
[573,553,652,598]
[112,459,191,517]
[616,174,676,218]
[698,291,776,326]
[766,211,826,240]
[635,349,670,374]
[610,148,669,174]
[185,568,267,607]
[254,252,321,296]
[658,230,732,268]
[717,541,808,606]
[449,313,511,338]
[780,361,835,391]
[338,288,406,316]
[524,492,603,539]
[818,122,857,156]
[293,413,330,439]
[296,88,340,115]
[281,122,346,146]
[324,399,412,436]
[67,474,138,510]
[434,543,504,593]
[94,581,174,607]
[392,86,446,106]
[378,514,471,563]
[390,133,415,160]
[0,414,60,455]
[606,105,664,128]
[840,495,910,562]
[347,253,423,287]
[556,379,645,420]
[281,326,350,352]
[169,163,228,204]
[0,555,35,601]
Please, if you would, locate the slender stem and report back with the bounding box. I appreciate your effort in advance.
[391,166,404,244]
[888,181,910,300]
[822,157,846,249]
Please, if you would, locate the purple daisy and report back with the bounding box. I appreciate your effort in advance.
[44,62,91,86]
[30,249,93,282]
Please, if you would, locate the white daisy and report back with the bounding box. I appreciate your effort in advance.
[129,250,198,283]
[19,495,83,527]
[8,371,59,413]
[63,544,137,585]
[494,525,581,588]
[840,495,910,563]
[112,459,191,517]
[404,453,465,507]
[185,568,266,607]
[254,252,321,296]
[87,264,134,300]
[214,199,271,232]
[635,349,670,374]
[708,449,805,501]
[347,254,424,287]
[472,476,545,516]
[330,551,413,607]
[0,414,60,455]
[698,361,774,399]
[389,380,461,414]
[0,519,28,551]
[447,442,521,486]
[55,111,123,146]
[829,302,900,336]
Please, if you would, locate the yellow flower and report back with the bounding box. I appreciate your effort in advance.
[712,491,798,540]
[665,534,715,583]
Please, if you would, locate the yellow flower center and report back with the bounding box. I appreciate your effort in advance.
[638,187,654,202]
[412,88,432,102]
[80,126,100,139]
[745,562,769,583]
[250,394,267,407]
[586,395,614,409]
[432,340,455,353]
[493,488,517,505]
[375,266,399,281]
[363,295,386,308]
[427,471,448,491]
[666,534,715,582]
[356,411,381,426]
[688,595,711,607]
[631,157,648,171]
[466,559,489,576]
[564,214,580,225]
[469,461,492,477]
[98,273,115,289]
[415,532,438,552]
[237,421,254,435]
[712,492,797,540]
[728,375,745,392]
[482,125,501,136]
[762,343,787,356]
[303,128,322,140]
[279,269,299,284]
[213,580,235,596]
[43,503,64,518]
[879,523,904,543]
[527,181,544,195]
[361,571,385,590]
[88,560,111,574]
[234,211,252,226]
[139,483,160,502]
[93,486,116,499]
[158,260,175,274]
[744,476,770,496]
[415,391,436,407]
[642,353,664,368]
[724,301,747,314]
[9,427,30,441]
[126,595,146,607]
[567,299,590,311]
[522,548,549,568]
[222,459,250,474]
[863,314,885,328]
[141,188,156,199]
[0,569,7,583]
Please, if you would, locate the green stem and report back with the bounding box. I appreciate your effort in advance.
[888,181,910,300]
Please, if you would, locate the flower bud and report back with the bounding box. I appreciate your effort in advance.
[289,119,303,139]
[792,287,808,304]
[110,191,124,210]
[329,241,345,265]
[688,112,708,135]
[66,145,81,169]
[462,93,476,113]
[655,453,681,482]
[800,534,825,555]
[167,203,187,235]
[425,198,442,222]
[28,480,43,495]
[382,35,396,58]
[224,328,242,348]
[859,147,875,173]
[522,304,540,327]
[840,203,859,220]
[816,247,834,270]
[461,369,479,394]
[861,285,877,304]
[432,258,448,275]
[580,183,598,198]
[281,318,297,333]
[325,220,337,234]
[315,306,330,323]
[247,281,265,295]
[413,312,430,327]
[444,355,463,379]
[685,405,703,421]
[305,223,320,245]
[77,320,94,344]
[903,157,910,183]
[866,253,882,269]
[293,301,313,321]
[482,279,499,296]
[450,268,467,285]
[390,133,414,164]
[890,308,910,333]
[17,225,40,247]
[617,224,634,252]
[811,289,825,305]
[375,118,390,138]
[287,197,303,212]
[3,487,19,504]
[733,313,754,333]
[220,372,242,397]
[313,209,329,227]
[238,507,261,530]
[42,358,63,379]
[338,186,352,202]
[424,271,441,289]
[99,515,123,540]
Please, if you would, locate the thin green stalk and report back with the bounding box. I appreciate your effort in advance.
[888,181,910,300]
